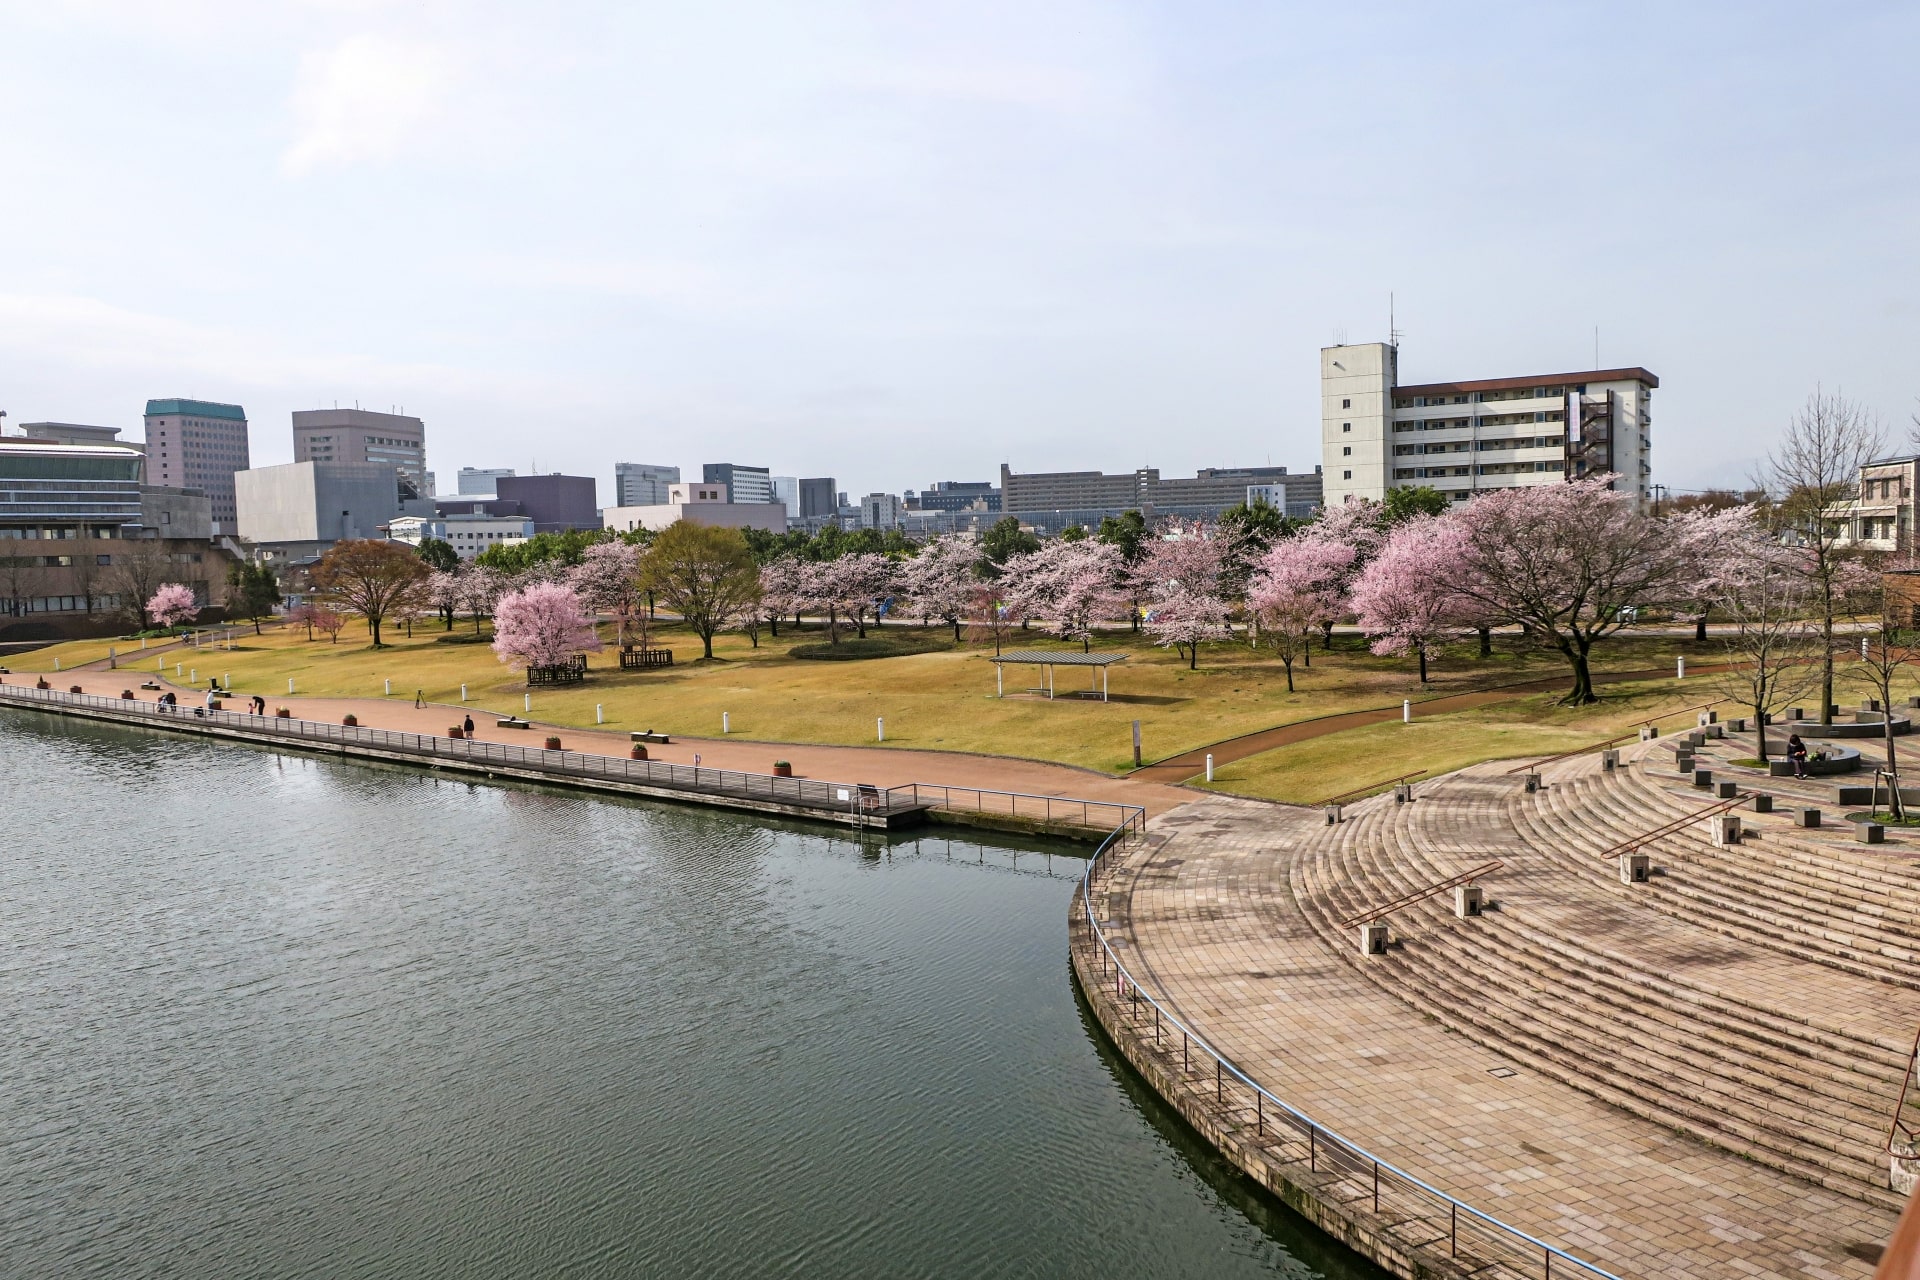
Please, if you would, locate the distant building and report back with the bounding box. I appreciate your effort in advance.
[18,422,131,448]
[603,481,787,535]
[495,473,599,534]
[293,408,430,501]
[799,477,838,519]
[388,513,534,560]
[770,475,799,512]
[144,398,250,532]
[235,461,427,561]
[615,462,681,507]
[857,493,904,530]
[998,462,1318,534]
[457,466,515,496]
[702,463,775,505]
[1321,341,1655,510]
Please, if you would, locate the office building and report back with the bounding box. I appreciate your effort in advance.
[799,478,838,520]
[906,480,1001,514]
[770,476,798,512]
[235,461,426,561]
[603,482,787,535]
[998,462,1318,534]
[496,473,598,534]
[615,462,681,508]
[702,463,775,505]
[859,493,904,531]
[1320,342,1656,510]
[18,423,133,449]
[458,467,515,496]
[388,513,535,559]
[0,439,233,637]
[144,398,251,532]
[293,408,430,501]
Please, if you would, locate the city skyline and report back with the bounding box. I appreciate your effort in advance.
[1,3,1915,500]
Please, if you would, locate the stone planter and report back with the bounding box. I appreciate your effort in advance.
[276,708,291,718]
[69,685,83,694]
[1893,1139,1920,1195]
[545,736,563,750]
[35,679,49,690]
[449,727,464,739]
[773,761,793,777]
[342,714,358,726]
[121,690,134,700]
[630,744,648,760]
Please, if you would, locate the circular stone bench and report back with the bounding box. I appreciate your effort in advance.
[1765,742,1863,776]
[1777,715,1911,739]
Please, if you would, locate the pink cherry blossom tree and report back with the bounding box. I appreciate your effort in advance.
[758,556,807,637]
[1247,536,1357,690]
[897,534,982,640]
[423,569,463,631]
[810,553,895,638]
[1349,516,1468,686]
[567,541,643,648]
[999,538,1125,650]
[1297,499,1385,651]
[492,582,605,669]
[147,583,198,630]
[459,564,509,633]
[1144,585,1231,669]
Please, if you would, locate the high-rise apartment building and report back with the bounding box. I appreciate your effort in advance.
[615,462,681,507]
[293,408,429,500]
[702,463,774,505]
[1320,342,1655,510]
[859,493,904,530]
[144,398,250,531]
[998,462,1317,533]
[458,467,515,496]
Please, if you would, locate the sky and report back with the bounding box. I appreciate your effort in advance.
[1,0,1915,502]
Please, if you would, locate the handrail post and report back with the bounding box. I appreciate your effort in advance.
[1373,1159,1379,1212]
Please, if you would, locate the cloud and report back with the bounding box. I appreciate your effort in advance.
[281,34,455,175]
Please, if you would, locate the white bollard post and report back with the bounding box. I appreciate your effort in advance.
[384,679,391,696]
[461,684,467,702]
[1864,636,1871,658]
[722,711,729,734]
[141,637,147,650]
[597,704,604,725]
[288,678,295,694]
[1403,699,1411,723]
[176,663,182,677]
[996,666,1003,697]
[524,693,531,713]
[1676,656,1685,680]
[877,716,885,742]
[223,674,229,687]
[54,658,60,671]
[190,668,196,684]
[1205,753,1215,782]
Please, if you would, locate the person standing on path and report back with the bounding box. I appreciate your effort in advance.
[415,689,425,709]
[463,714,474,738]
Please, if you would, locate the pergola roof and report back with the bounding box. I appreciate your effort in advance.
[989,650,1129,666]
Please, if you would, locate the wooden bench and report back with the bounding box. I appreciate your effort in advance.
[630,730,671,744]
[497,717,531,729]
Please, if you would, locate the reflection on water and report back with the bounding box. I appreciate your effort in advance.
[0,711,1383,1279]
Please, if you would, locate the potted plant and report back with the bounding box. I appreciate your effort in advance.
[35,678,50,690]
[275,707,291,718]
[630,744,648,760]
[342,713,358,726]
[449,726,464,739]
[773,760,793,777]
[69,685,83,695]
[121,690,134,699]
[545,735,563,750]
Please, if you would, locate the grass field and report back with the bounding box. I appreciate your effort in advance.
[10,616,1769,777]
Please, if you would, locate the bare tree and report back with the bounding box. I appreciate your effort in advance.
[0,551,42,624]
[113,541,174,629]
[1762,388,1883,725]
[1704,524,1823,764]
[1855,581,1920,818]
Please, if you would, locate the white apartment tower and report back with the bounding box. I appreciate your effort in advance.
[1321,342,1655,511]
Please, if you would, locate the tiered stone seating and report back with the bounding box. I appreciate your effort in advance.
[1283,749,1919,1212]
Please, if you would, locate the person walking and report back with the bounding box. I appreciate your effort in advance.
[1788,733,1809,780]
[463,714,474,738]
[415,689,425,709]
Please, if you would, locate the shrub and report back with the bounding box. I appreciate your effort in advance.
[342,714,358,726]
[434,631,493,645]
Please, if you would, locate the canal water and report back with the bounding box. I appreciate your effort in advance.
[0,711,1383,1279]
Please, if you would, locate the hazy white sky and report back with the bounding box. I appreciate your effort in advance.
[2,1,1915,500]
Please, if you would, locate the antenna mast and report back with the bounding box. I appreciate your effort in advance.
[1388,292,1403,349]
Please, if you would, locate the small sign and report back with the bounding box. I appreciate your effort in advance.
[837,788,850,802]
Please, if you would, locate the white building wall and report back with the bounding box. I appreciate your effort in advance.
[1320,343,1395,506]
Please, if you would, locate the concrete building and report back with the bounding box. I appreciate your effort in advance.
[388,513,534,559]
[603,482,787,535]
[0,439,233,637]
[234,460,423,562]
[495,473,598,534]
[858,493,904,531]
[615,462,681,508]
[18,423,134,449]
[906,480,1002,514]
[702,463,775,505]
[1320,342,1656,510]
[770,475,799,513]
[457,466,515,496]
[1824,455,1920,560]
[293,408,429,501]
[144,398,250,532]
[998,462,1317,534]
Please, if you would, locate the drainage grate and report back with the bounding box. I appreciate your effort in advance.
[1487,1066,1518,1079]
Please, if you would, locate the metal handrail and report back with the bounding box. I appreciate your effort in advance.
[1319,770,1426,808]
[1884,1023,1920,1157]
[1339,860,1502,929]
[1079,837,1623,1279]
[1593,794,1745,861]
[1505,700,1734,776]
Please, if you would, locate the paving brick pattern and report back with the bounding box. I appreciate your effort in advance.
[1100,738,1909,1279]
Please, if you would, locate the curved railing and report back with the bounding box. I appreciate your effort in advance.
[1078,826,1624,1280]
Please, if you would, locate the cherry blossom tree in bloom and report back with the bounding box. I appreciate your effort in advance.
[758,556,808,637]
[801,554,894,642]
[1297,499,1384,651]
[459,564,509,632]
[897,534,982,640]
[567,541,643,648]
[1348,516,1467,686]
[491,582,604,670]
[1247,536,1356,690]
[423,569,463,631]
[147,583,198,630]
[1135,520,1231,665]
[1000,538,1125,650]
[1144,586,1231,669]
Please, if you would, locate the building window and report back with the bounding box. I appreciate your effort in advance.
[1342,423,1351,432]
[1342,446,1351,456]
[1342,470,1351,480]
[1342,398,1351,409]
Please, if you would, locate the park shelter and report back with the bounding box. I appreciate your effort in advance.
[990,650,1128,701]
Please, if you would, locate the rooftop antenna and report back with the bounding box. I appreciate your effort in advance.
[1593,325,1600,370]
[1388,292,1403,349]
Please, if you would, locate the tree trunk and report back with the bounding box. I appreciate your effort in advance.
[1695,614,1708,643]
[1321,621,1333,651]
[770,616,779,638]
[828,607,839,643]
[1283,657,1294,692]
[370,616,382,647]
[1417,643,1428,685]
[856,611,867,639]
[1477,625,1490,657]
[1562,640,1596,705]
[1888,721,1904,819]
[1754,708,1767,763]
[952,618,961,641]
[254,617,263,635]
[1820,602,1835,726]
[702,627,715,659]
[1188,643,1198,670]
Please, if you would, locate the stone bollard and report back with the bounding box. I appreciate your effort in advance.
[1857,822,1887,845]
[1714,780,1738,799]
[1393,783,1414,804]
[1601,749,1619,771]
[1787,707,1805,722]
[1687,730,1708,749]
[1894,1139,1920,1195]
[1325,803,1343,825]
[1728,717,1748,733]
[1676,753,1695,774]
[1707,813,1741,847]
[1909,696,1920,711]
[1358,922,1388,955]
[1524,772,1542,793]
[1753,793,1774,813]
[1705,724,1724,740]
[1793,806,1822,828]
[1865,699,1882,712]
[1454,884,1484,918]
[1693,768,1713,789]
[1639,725,1660,740]
[1838,785,1874,808]
[1699,710,1718,726]
[1768,760,1793,777]
[1619,852,1651,885]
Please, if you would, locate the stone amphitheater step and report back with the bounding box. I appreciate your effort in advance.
[1286,775,1914,1210]
[1510,763,1920,990]
[1284,827,1906,1211]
